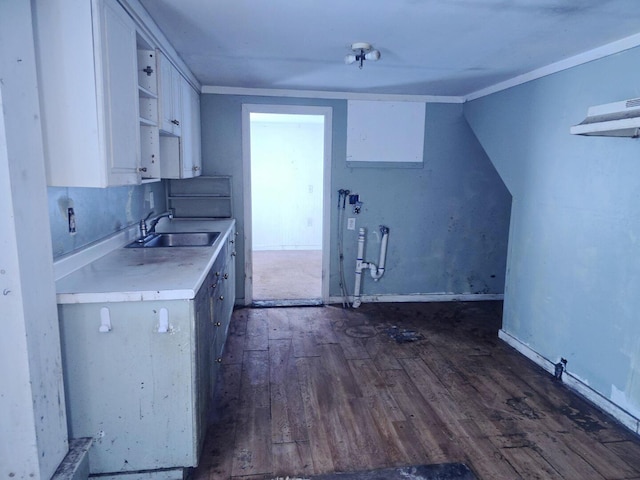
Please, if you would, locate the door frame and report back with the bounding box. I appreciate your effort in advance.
[241,104,333,305]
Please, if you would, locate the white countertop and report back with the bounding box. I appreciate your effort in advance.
[55,219,235,304]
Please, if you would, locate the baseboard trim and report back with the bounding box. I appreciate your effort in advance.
[498,329,640,435]
[328,293,503,305]
[252,299,323,308]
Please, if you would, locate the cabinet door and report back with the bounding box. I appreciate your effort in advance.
[208,255,225,399]
[99,0,141,185]
[59,301,196,472]
[190,83,202,176]
[180,78,202,178]
[194,280,212,455]
[159,52,173,132]
[34,0,140,187]
[228,227,237,309]
[159,52,182,136]
[171,66,183,136]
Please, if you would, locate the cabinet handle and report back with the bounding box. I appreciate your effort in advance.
[231,251,236,257]
[223,273,229,279]
[235,232,239,237]
[99,307,112,333]
[230,239,234,244]
[219,295,224,301]
[158,308,169,333]
[138,167,147,173]
[171,119,180,126]
[216,272,221,277]
[215,322,221,327]
[216,358,222,363]
[193,166,200,171]
[143,65,154,76]
[211,283,217,289]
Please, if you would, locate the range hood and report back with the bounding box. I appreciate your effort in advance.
[571,98,640,137]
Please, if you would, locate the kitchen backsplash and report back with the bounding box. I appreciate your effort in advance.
[48,181,167,258]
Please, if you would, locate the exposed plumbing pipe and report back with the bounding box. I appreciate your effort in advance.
[370,225,389,280]
[353,225,389,308]
[353,228,366,309]
[337,189,351,308]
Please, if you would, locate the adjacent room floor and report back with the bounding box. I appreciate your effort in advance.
[252,250,322,301]
[194,302,640,480]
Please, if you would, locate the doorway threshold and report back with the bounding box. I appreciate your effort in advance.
[252,298,324,308]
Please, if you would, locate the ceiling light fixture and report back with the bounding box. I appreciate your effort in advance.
[344,42,381,69]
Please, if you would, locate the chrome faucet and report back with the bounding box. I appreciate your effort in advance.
[148,211,174,234]
[138,210,174,241]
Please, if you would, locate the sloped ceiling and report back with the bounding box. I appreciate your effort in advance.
[138,0,640,97]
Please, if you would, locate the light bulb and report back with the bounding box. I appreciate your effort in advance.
[344,54,357,65]
[364,50,381,61]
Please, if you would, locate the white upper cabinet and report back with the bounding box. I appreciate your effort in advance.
[158,52,183,136]
[137,42,161,182]
[159,69,202,179]
[181,78,202,178]
[34,0,141,187]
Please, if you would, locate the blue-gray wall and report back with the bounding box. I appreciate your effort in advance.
[465,46,640,419]
[48,182,166,258]
[201,94,511,302]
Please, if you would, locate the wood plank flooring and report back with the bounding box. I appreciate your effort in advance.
[194,302,640,480]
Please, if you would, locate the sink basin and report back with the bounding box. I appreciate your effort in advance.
[126,232,220,248]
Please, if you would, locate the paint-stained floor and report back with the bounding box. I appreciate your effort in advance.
[195,302,640,480]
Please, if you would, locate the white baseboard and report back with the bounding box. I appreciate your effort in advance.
[499,329,640,435]
[329,293,504,305]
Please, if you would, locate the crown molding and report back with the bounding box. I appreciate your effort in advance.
[466,32,640,101]
[202,85,464,103]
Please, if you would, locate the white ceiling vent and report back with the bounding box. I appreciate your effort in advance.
[571,98,640,137]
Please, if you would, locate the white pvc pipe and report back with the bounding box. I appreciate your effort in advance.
[370,227,389,281]
[352,228,366,308]
[353,226,389,308]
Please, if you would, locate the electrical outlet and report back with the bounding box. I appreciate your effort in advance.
[68,207,76,234]
[347,218,356,230]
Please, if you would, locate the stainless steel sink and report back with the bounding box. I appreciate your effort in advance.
[126,232,220,248]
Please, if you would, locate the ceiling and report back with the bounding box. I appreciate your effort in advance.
[138,0,640,98]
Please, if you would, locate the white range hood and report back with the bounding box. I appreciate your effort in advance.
[571,98,640,137]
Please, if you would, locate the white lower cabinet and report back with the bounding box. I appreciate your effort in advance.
[58,245,235,476]
[59,300,200,473]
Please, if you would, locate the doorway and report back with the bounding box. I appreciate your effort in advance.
[242,105,332,306]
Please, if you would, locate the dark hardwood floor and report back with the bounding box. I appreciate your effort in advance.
[194,302,640,480]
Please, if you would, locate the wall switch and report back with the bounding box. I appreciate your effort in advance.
[149,192,155,209]
[347,218,356,230]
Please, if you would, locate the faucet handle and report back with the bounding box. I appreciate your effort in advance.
[139,211,154,238]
